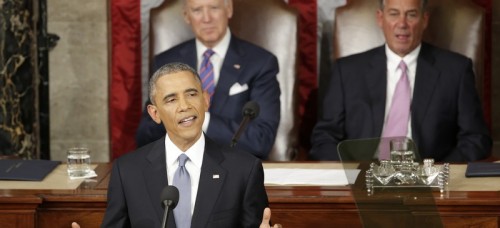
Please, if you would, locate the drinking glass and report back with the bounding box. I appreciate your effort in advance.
[67,147,91,178]
[390,138,414,164]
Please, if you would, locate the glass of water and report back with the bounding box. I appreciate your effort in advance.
[67,147,91,178]
[390,138,414,167]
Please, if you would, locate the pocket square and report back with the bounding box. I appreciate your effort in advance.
[229,83,248,96]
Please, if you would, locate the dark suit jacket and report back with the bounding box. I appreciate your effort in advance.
[101,136,268,228]
[135,35,280,159]
[310,43,492,162]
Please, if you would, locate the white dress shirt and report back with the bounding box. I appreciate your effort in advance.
[165,133,205,215]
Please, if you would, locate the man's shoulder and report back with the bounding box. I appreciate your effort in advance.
[205,137,261,166]
[114,139,160,165]
[155,39,195,59]
[334,45,384,67]
[420,42,471,63]
[230,35,276,59]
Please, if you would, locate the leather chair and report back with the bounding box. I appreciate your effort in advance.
[150,0,299,161]
[332,0,485,102]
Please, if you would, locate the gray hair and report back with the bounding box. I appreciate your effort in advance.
[149,62,201,105]
[379,0,428,10]
[183,0,230,7]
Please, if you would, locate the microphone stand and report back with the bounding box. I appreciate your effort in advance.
[161,200,173,228]
[230,117,251,147]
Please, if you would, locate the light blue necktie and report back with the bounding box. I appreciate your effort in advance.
[200,49,215,101]
[173,154,191,228]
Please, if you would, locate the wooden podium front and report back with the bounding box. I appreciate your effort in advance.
[1,163,499,227]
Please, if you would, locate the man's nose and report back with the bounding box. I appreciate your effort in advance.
[201,9,212,22]
[178,97,191,111]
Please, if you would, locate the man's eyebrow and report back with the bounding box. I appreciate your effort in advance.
[162,92,177,102]
[185,88,199,93]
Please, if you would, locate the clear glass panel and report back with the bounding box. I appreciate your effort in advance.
[337,137,443,227]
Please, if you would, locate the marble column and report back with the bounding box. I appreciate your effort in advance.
[0,0,39,159]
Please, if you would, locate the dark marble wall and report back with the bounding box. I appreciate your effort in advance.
[0,0,39,159]
[492,0,500,158]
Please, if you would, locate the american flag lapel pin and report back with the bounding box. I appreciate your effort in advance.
[213,174,220,179]
[233,64,240,69]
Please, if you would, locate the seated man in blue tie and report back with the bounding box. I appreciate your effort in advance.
[135,0,281,159]
[100,62,280,227]
[310,0,492,162]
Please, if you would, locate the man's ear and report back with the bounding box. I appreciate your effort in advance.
[183,6,191,24]
[226,0,234,19]
[376,9,384,28]
[147,104,162,124]
[422,11,430,30]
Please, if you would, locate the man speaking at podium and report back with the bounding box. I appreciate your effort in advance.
[101,63,279,227]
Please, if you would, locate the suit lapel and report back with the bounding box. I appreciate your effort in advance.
[412,44,439,138]
[191,138,227,228]
[211,36,242,113]
[143,137,170,225]
[366,46,388,136]
[181,40,198,70]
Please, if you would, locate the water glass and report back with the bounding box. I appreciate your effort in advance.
[67,147,91,178]
[390,138,414,164]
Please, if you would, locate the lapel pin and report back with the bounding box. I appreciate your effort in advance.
[233,64,240,69]
[213,174,220,179]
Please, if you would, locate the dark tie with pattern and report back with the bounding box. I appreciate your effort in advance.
[200,49,216,101]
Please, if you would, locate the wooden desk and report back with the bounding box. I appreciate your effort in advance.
[1,163,499,228]
[0,164,110,228]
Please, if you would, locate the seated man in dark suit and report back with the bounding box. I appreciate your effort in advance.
[310,0,492,162]
[135,0,281,159]
[101,62,280,227]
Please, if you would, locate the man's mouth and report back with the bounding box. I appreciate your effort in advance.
[178,116,196,126]
[396,34,410,41]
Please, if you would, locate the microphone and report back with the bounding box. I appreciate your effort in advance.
[230,101,260,147]
[160,186,179,228]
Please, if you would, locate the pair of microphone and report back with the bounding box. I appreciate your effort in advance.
[160,101,260,227]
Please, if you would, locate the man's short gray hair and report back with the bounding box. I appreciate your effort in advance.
[183,0,230,7]
[378,0,428,10]
[149,62,201,105]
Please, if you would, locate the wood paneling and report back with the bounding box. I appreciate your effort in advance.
[1,163,500,227]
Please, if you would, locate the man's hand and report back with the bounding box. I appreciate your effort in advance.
[71,222,80,228]
[260,207,282,228]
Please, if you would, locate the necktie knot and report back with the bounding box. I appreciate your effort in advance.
[178,154,189,167]
[398,60,407,73]
[203,49,215,59]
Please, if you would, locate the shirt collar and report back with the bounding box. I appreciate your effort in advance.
[165,133,205,170]
[196,28,231,60]
[385,44,421,72]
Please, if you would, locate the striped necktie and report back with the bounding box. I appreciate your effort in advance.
[200,49,216,101]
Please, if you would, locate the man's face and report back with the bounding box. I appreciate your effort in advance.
[377,0,429,57]
[184,0,233,48]
[147,71,210,149]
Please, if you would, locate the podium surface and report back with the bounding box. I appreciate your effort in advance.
[1,163,499,227]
